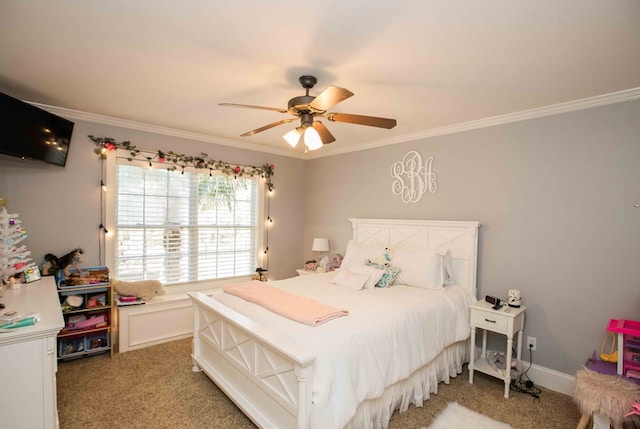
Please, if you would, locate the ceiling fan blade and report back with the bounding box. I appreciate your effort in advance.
[240,118,297,137]
[326,112,397,129]
[219,103,287,113]
[309,86,354,112]
[312,121,336,144]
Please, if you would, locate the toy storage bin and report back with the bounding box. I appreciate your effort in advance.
[56,265,109,289]
[85,332,110,353]
[58,334,86,358]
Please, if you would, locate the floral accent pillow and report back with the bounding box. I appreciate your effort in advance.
[365,260,401,288]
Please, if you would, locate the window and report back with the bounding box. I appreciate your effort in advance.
[113,162,260,285]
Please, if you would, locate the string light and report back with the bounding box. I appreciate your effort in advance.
[263,181,272,265]
[99,157,108,265]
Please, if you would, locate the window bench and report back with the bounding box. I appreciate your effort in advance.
[116,279,246,353]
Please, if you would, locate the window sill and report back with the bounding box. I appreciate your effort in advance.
[124,275,251,307]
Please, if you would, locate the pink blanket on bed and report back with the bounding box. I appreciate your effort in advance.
[223,280,349,326]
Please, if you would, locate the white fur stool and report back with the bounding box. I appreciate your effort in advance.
[573,367,640,429]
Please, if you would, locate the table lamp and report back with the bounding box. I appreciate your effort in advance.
[312,238,330,272]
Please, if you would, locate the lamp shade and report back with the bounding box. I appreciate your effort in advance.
[283,128,302,148]
[311,238,329,252]
[304,127,323,151]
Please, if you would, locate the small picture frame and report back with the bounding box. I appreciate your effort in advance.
[22,265,41,283]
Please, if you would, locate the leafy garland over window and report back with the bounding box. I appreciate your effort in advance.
[89,135,275,190]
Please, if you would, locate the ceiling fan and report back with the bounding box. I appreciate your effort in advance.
[219,75,397,151]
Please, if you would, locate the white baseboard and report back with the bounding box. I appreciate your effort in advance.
[524,362,575,396]
[472,346,576,396]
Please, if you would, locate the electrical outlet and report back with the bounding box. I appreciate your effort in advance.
[527,336,537,351]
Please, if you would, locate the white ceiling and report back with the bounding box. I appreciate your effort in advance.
[1,1,639,159]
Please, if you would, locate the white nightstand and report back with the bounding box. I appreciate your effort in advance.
[468,300,526,398]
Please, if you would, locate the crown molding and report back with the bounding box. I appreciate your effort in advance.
[26,103,308,159]
[30,87,640,161]
[308,87,640,159]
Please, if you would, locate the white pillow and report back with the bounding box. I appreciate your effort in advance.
[331,269,370,291]
[340,240,386,271]
[349,264,385,289]
[392,248,444,290]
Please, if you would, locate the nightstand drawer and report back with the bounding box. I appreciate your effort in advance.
[470,309,508,331]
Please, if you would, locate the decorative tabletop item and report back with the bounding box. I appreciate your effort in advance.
[329,254,343,271]
[508,289,522,307]
[0,201,35,287]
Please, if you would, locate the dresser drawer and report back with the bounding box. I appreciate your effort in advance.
[470,309,508,331]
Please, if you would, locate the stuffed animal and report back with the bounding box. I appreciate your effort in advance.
[112,279,165,301]
[42,248,84,276]
[365,247,394,267]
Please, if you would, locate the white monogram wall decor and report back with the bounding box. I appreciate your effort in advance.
[390,150,437,203]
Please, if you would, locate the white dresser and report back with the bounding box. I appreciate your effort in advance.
[0,276,65,429]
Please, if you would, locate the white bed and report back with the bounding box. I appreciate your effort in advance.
[189,218,480,429]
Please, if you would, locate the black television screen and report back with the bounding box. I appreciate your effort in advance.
[0,92,74,167]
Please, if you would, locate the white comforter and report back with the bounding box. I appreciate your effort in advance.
[213,272,475,429]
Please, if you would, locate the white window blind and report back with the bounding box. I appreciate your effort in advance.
[114,163,259,285]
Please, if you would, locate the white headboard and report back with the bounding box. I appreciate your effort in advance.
[349,218,481,298]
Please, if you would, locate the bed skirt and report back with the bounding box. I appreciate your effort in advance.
[345,340,469,429]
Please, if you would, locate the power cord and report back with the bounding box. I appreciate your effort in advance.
[510,343,542,401]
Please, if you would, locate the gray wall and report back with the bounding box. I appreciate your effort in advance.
[303,99,640,375]
[0,120,306,282]
[1,98,638,376]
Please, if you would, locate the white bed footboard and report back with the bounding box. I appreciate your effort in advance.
[189,291,316,429]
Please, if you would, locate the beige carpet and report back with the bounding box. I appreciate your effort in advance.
[57,338,581,429]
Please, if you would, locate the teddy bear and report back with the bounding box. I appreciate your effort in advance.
[112,279,165,301]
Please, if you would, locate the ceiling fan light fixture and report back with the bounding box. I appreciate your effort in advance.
[303,126,323,151]
[221,75,397,151]
[283,128,302,148]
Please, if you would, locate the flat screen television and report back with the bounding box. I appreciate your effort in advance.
[0,92,74,167]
